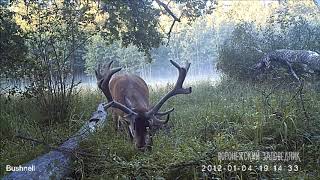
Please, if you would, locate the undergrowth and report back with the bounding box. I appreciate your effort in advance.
[0,88,104,177]
[1,79,320,179]
[75,80,320,179]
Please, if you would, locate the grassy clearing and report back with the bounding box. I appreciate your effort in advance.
[1,79,320,179]
[76,80,320,179]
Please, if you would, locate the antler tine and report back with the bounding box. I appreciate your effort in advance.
[152,113,170,124]
[95,64,102,80]
[146,60,192,118]
[105,101,136,115]
[97,61,137,115]
[155,108,174,116]
[107,60,113,69]
[173,60,191,92]
[97,64,101,73]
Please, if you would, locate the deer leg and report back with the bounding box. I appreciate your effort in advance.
[127,124,134,142]
[112,113,119,132]
[117,117,133,141]
[115,115,133,141]
[117,115,123,132]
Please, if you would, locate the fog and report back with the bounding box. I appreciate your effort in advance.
[78,60,220,90]
[1,59,220,93]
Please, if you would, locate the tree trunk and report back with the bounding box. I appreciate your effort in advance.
[3,103,108,180]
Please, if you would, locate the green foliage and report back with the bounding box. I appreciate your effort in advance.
[100,0,162,56]
[263,5,320,51]
[84,34,147,74]
[0,7,28,79]
[1,0,218,127]
[217,4,320,81]
[14,0,100,123]
[1,0,216,81]
[99,0,215,55]
[168,17,217,68]
[217,22,261,80]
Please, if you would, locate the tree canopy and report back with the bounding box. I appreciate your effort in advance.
[0,7,28,78]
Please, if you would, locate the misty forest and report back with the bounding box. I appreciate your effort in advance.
[1,0,320,179]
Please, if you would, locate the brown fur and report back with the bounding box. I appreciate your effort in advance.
[108,74,152,150]
[109,74,150,117]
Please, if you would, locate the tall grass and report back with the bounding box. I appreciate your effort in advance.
[0,88,104,177]
[76,80,320,179]
[1,80,319,179]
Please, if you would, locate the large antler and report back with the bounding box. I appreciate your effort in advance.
[95,61,137,115]
[146,60,192,118]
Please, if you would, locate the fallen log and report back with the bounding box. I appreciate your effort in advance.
[3,103,108,180]
[252,49,320,81]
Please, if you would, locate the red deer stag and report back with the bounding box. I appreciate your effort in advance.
[95,60,191,151]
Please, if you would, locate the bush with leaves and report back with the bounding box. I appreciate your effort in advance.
[217,22,262,80]
[0,6,29,97]
[217,6,320,81]
[0,7,28,79]
[8,0,102,123]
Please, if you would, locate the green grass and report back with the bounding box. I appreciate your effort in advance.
[0,88,104,177]
[1,79,320,179]
[77,80,320,179]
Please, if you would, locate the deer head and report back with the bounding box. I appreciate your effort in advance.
[95,60,191,151]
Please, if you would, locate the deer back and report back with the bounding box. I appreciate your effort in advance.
[109,74,150,116]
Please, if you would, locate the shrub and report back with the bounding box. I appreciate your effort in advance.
[217,12,320,81]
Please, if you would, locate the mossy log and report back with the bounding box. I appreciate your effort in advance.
[3,103,108,180]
